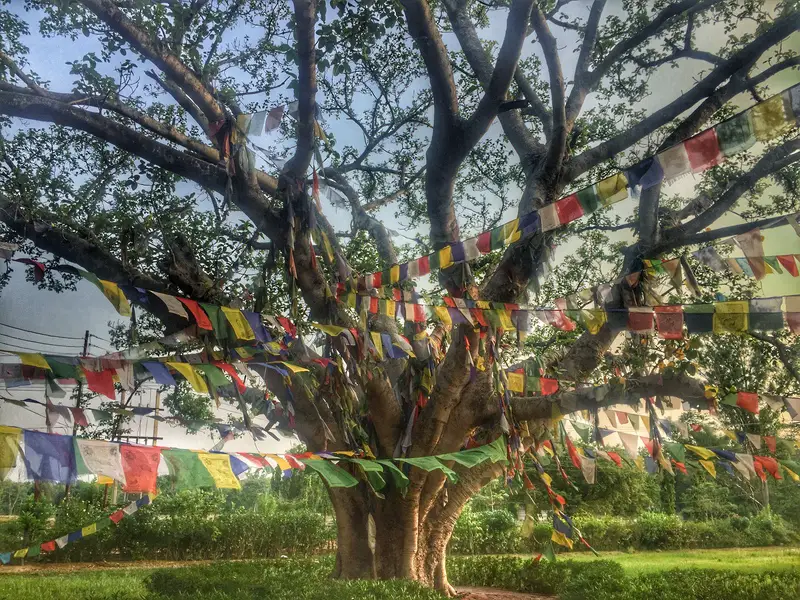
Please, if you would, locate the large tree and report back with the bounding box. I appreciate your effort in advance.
[1,0,799,593]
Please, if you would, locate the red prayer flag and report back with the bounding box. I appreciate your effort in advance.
[121,445,161,495]
[82,368,116,400]
[477,231,491,254]
[754,460,767,482]
[628,309,654,333]
[684,129,722,172]
[672,459,688,475]
[69,407,89,427]
[754,455,782,480]
[213,361,247,393]
[606,451,622,467]
[540,377,559,395]
[642,438,655,457]
[178,298,214,330]
[372,272,382,288]
[654,305,684,339]
[109,509,125,523]
[276,316,296,337]
[565,437,582,470]
[736,391,760,414]
[417,256,430,276]
[616,411,629,425]
[764,435,776,453]
[40,540,56,552]
[413,303,426,323]
[777,255,799,276]
[369,297,379,314]
[555,194,584,224]
[14,258,46,282]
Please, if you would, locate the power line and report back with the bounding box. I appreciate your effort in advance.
[0,341,84,354]
[0,332,87,349]
[0,322,85,340]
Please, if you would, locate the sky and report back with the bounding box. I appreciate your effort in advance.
[1,2,799,455]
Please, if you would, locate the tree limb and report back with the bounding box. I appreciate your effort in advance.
[564,0,606,125]
[748,332,800,387]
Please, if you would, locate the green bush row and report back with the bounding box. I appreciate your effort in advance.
[448,556,800,600]
[449,509,798,554]
[0,489,335,561]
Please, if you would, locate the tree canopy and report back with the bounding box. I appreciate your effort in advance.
[1,0,799,593]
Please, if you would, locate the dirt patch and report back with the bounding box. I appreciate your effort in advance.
[0,559,221,575]
[458,586,555,600]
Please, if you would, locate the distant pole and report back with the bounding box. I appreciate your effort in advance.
[152,391,161,446]
[65,330,90,499]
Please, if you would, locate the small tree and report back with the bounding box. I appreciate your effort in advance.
[1,0,799,592]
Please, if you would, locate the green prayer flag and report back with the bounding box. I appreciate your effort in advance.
[26,545,41,558]
[428,251,440,271]
[490,225,506,250]
[350,458,387,491]
[162,449,216,490]
[376,460,410,490]
[195,365,231,388]
[395,457,458,483]
[571,421,592,444]
[664,442,685,462]
[720,392,739,407]
[301,459,359,488]
[576,187,600,214]
[95,517,112,531]
[542,540,557,562]
[200,303,228,340]
[716,112,755,156]
[44,357,79,379]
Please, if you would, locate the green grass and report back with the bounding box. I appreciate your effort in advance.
[563,546,800,574]
[0,569,152,600]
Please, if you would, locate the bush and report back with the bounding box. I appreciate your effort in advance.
[449,555,800,600]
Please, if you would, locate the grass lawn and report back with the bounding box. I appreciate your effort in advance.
[563,546,800,574]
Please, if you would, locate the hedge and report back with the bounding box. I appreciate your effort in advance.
[449,510,798,554]
[448,556,800,600]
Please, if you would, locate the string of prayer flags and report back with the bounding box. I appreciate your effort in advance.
[0,496,150,565]
[341,84,798,290]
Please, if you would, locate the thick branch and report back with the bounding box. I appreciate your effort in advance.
[566,11,799,179]
[511,372,708,421]
[285,0,318,177]
[564,0,606,125]
[80,0,225,123]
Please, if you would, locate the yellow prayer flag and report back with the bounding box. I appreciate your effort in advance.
[433,306,452,329]
[634,456,645,471]
[383,299,396,319]
[541,472,553,487]
[686,445,716,460]
[723,430,738,442]
[274,361,309,374]
[220,307,256,340]
[312,322,350,337]
[197,452,241,489]
[713,301,749,334]
[16,352,52,370]
[497,309,515,331]
[0,426,22,481]
[96,475,114,485]
[345,292,357,308]
[313,120,328,141]
[82,523,98,537]
[506,372,525,393]
[270,455,293,472]
[99,280,132,317]
[370,331,384,360]
[581,309,607,335]
[699,460,717,478]
[551,529,574,549]
[167,362,209,394]
[751,95,789,140]
[784,466,800,483]
[13,548,28,558]
[439,246,454,270]
[390,264,400,284]
[597,173,628,205]
[502,219,521,244]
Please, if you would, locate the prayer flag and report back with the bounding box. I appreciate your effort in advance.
[748,297,784,331]
[142,361,177,386]
[786,295,800,334]
[699,459,717,478]
[619,432,639,459]
[777,255,799,276]
[654,305,683,339]
[178,298,213,330]
[684,304,714,334]
[576,188,599,214]
[754,455,782,480]
[693,247,727,272]
[737,392,760,414]
[713,301,748,333]
[75,439,126,484]
[22,431,76,483]
[685,445,716,460]
[596,173,628,205]
[555,194,584,224]
[98,280,132,316]
[200,303,228,340]
[167,362,209,394]
[627,307,654,333]
[751,95,789,140]
[162,449,216,489]
[764,435,776,453]
[151,292,189,319]
[121,445,161,494]
[657,143,691,181]
[265,105,284,132]
[684,128,722,172]
[716,111,755,155]
[301,459,359,488]
[17,352,51,370]
[539,204,560,232]
[82,368,116,400]
[0,426,22,481]
[220,307,256,340]
[197,453,241,489]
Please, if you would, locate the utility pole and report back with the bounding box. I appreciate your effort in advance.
[64,330,89,500]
